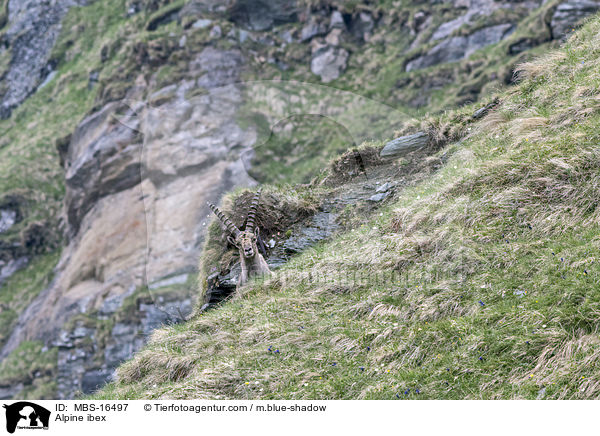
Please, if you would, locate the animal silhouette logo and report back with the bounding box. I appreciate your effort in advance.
[2,402,50,433]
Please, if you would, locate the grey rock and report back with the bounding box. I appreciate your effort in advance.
[368,192,389,202]
[429,0,522,41]
[380,132,429,158]
[87,71,99,90]
[330,10,345,29]
[98,294,128,316]
[71,326,93,338]
[228,0,298,31]
[104,323,144,368]
[0,210,17,233]
[0,257,28,287]
[139,300,192,336]
[406,23,515,71]
[473,106,489,119]
[280,29,294,43]
[148,274,189,290]
[550,0,600,39]
[376,182,395,193]
[311,46,349,83]
[280,212,339,256]
[194,47,244,89]
[267,56,289,70]
[192,18,212,29]
[209,25,222,38]
[0,384,24,400]
[0,0,90,119]
[300,17,328,41]
[148,84,177,105]
[38,70,57,90]
[239,29,251,43]
[63,102,143,236]
[81,369,114,395]
[472,99,499,119]
[126,1,141,17]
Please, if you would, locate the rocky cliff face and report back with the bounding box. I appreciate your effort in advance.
[1,41,257,398]
[0,0,92,119]
[1,0,599,399]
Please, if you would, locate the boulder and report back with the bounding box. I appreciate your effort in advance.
[300,16,328,41]
[311,45,349,82]
[376,182,396,193]
[329,10,346,29]
[0,210,16,234]
[380,132,429,158]
[368,192,389,202]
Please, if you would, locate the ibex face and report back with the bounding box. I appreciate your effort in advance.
[208,189,271,284]
[229,228,259,259]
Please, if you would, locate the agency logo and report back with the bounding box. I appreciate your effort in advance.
[2,402,50,434]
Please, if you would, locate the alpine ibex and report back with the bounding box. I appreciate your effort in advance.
[208,189,272,290]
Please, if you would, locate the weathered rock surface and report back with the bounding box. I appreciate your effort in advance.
[406,23,515,71]
[52,293,192,399]
[228,0,298,31]
[0,0,90,119]
[300,16,328,42]
[0,210,16,234]
[551,0,600,39]
[380,132,429,158]
[0,257,28,288]
[0,45,257,399]
[430,0,519,41]
[63,102,144,237]
[368,192,389,202]
[311,45,349,82]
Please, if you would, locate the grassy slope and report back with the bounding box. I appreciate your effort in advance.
[94,15,600,400]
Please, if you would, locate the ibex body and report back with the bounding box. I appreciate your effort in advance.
[208,189,272,290]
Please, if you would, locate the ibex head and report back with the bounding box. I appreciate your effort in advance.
[208,189,262,259]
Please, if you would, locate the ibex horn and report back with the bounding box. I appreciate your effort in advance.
[208,203,241,237]
[245,188,262,233]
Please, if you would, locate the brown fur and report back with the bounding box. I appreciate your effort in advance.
[228,229,272,290]
[209,189,272,291]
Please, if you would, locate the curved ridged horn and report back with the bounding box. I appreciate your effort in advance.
[208,203,240,237]
[245,188,262,233]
